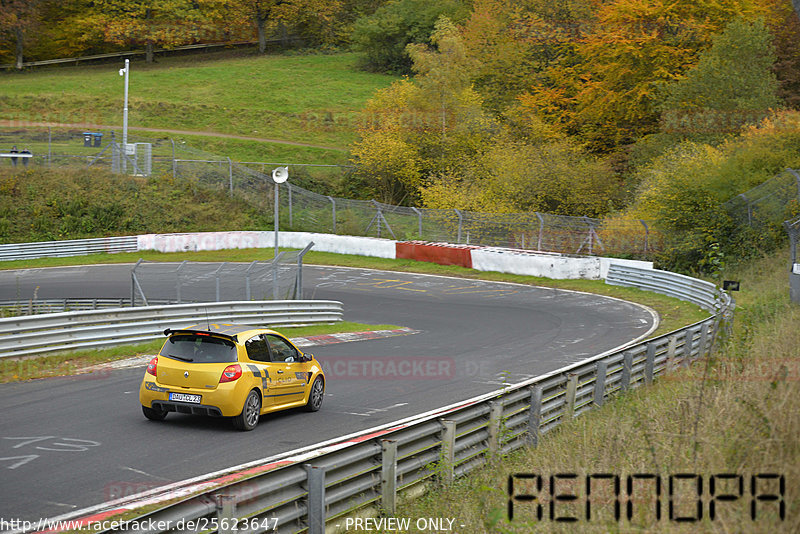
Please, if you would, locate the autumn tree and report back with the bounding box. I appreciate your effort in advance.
[0,0,49,69]
[90,0,220,62]
[350,0,469,73]
[660,17,782,142]
[517,0,772,152]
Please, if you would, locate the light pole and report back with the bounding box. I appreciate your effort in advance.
[271,166,289,259]
[119,59,130,172]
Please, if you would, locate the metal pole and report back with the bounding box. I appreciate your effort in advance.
[288,183,293,227]
[411,207,423,238]
[228,157,233,196]
[171,139,176,179]
[274,182,279,259]
[120,59,129,173]
[47,126,51,166]
[327,196,336,234]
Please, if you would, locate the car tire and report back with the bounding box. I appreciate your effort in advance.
[233,390,261,431]
[142,405,168,421]
[305,376,324,412]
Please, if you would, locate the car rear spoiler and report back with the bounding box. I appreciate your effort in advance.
[163,328,239,343]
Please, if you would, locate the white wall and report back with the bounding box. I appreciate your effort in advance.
[137,231,652,280]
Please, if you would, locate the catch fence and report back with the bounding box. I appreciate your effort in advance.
[131,244,313,305]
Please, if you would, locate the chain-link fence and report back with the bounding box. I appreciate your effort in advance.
[131,244,312,305]
[12,128,797,259]
[724,168,800,228]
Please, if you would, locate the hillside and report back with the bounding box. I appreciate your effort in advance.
[0,167,270,244]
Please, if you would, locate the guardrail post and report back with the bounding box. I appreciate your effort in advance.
[644,343,656,386]
[381,440,398,516]
[698,323,710,359]
[440,419,456,485]
[593,361,607,406]
[621,351,633,392]
[527,385,543,447]
[666,335,678,372]
[215,494,236,534]
[305,464,326,534]
[487,401,503,457]
[565,373,578,418]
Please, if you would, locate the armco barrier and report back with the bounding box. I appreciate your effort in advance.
[25,268,732,534]
[0,300,343,359]
[0,236,138,261]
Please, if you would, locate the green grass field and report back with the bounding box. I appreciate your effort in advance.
[0,50,397,164]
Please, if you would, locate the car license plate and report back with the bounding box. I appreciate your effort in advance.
[169,392,201,404]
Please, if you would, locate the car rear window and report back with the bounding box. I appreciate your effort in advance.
[160,334,237,363]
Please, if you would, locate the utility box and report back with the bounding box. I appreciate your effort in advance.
[83,132,103,147]
[787,215,800,304]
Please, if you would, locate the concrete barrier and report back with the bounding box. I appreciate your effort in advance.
[396,241,477,268]
[138,231,396,259]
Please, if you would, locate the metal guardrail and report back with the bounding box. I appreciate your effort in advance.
[606,263,726,311]
[0,236,138,261]
[48,269,729,534]
[0,300,343,359]
[0,298,172,316]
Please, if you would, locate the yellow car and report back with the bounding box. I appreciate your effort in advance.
[139,323,325,431]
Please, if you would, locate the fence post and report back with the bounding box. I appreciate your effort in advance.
[245,260,258,300]
[454,209,463,243]
[171,139,176,179]
[593,361,607,407]
[639,219,649,254]
[381,440,398,516]
[305,464,326,534]
[440,419,456,485]
[227,157,233,197]
[644,342,656,386]
[327,196,336,234]
[215,494,236,534]
[536,212,544,250]
[176,260,187,304]
[621,351,633,392]
[288,183,293,227]
[565,373,578,418]
[488,401,503,457]
[528,385,543,447]
[214,262,227,302]
[411,207,423,238]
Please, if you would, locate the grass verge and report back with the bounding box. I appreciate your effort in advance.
[394,250,797,533]
[0,321,400,383]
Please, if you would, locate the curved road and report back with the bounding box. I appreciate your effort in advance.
[0,264,656,523]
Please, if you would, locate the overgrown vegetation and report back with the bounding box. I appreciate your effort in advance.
[397,249,799,532]
[0,166,271,243]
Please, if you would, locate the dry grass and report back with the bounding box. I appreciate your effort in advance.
[398,250,798,533]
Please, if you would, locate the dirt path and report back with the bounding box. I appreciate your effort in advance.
[0,119,348,152]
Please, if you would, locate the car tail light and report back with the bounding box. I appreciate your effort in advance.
[220,364,242,383]
[146,357,158,377]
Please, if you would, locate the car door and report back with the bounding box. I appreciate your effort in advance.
[265,334,307,406]
[243,334,275,407]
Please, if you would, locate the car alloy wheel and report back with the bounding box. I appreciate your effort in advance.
[305,377,324,412]
[234,390,261,431]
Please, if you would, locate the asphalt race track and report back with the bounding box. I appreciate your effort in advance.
[0,264,657,523]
